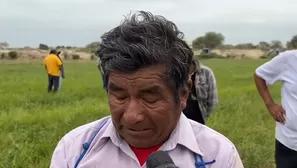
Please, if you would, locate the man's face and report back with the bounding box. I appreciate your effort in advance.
[108,65,189,148]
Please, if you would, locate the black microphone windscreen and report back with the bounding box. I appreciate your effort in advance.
[146,150,178,168]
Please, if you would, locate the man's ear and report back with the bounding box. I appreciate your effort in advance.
[180,77,192,110]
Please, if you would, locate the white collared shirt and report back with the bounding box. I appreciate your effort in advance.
[50,114,243,168]
[256,50,297,151]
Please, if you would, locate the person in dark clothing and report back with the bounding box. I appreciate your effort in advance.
[48,73,59,92]
[97,57,108,91]
[57,51,62,60]
[183,59,218,125]
[55,51,64,90]
[183,59,205,124]
[183,74,205,124]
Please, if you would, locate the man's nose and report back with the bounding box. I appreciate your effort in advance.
[123,98,144,124]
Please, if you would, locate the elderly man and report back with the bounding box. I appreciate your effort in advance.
[50,11,243,168]
[183,59,218,124]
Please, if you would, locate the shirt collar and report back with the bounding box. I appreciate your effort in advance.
[101,113,204,156]
[101,118,123,146]
[161,113,204,156]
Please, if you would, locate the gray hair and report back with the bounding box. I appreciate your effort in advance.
[97,11,193,103]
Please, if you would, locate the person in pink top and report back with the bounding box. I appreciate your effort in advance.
[50,11,244,168]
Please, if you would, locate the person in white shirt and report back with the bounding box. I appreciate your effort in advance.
[254,50,297,168]
[50,11,243,168]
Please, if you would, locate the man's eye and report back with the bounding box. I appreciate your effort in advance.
[142,97,158,104]
[116,96,127,100]
[146,99,158,103]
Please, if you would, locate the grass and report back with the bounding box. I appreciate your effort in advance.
[0,59,280,168]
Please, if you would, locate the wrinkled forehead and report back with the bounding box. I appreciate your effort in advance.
[108,65,169,92]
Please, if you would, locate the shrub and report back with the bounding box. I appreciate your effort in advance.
[269,53,278,59]
[72,54,80,60]
[28,54,36,59]
[8,51,18,59]
[226,54,236,59]
[199,53,224,59]
[260,53,277,59]
[0,53,5,59]
[90,55,96,60]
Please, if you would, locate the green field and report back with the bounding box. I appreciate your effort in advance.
[0,59,280,168]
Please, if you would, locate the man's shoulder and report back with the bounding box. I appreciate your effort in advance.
[45,54,56,61]
[269,50,297,63]
[195,64,215,82]
[199,64,213,74]
[189,120,236,151]
[60,116,111,144]
[281,49,297,56]
[44,55,50,60]
[280,50,297,62]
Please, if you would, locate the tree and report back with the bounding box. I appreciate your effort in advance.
[286,41,293,49]
[288,35,297,49]
[235,43,256,49]
[192,36,205,49]
[258,41,270,50]
[203,32,225,49]
[39,43,49,50]
[220,44,234,49]
[85,41,101,53]
[192,32,224,49]
[56,45,65,49]
[270,40,283,49]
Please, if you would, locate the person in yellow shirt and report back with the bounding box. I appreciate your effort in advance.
[44,49,65,92]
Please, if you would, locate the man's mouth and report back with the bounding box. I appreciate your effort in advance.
[128,128,150,132]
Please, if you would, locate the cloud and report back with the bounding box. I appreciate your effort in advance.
[0,0,296,47]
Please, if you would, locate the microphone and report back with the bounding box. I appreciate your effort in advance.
[146,151,179,168]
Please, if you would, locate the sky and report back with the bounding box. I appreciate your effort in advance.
[0,0,296,47]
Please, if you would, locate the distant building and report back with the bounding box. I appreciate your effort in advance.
[201,48,211,54]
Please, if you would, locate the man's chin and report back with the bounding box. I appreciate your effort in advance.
[126,139,158,148]
[121,134,159,148]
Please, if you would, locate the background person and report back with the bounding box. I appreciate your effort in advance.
[56,51,64,90]
[97,57,108,91]
[50,11,243,168]
[44,49,64,93]
[183,59,218,124]
[254,50,297,168]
